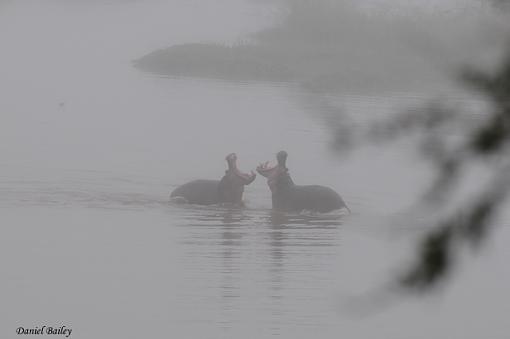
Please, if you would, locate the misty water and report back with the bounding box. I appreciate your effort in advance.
[1,1,509,338]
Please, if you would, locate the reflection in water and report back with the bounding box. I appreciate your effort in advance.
[268,209,345,228]
[174,205,344,335]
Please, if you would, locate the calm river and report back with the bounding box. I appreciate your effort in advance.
[0,1,508,338]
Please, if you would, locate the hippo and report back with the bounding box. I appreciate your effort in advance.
[170,153,256,206]
[257,151,349,213]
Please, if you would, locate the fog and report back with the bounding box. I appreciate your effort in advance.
[136,0,508,92]
[1,1,509,338]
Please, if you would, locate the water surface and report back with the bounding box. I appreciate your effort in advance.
[1,1,509,339]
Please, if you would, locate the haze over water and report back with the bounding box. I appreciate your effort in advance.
[1,1,509,338]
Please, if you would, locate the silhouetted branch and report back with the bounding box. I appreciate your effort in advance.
[400,168,508,291]
[337,41,510,292]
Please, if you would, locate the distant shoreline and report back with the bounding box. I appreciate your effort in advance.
[133,42,451,94]
[133,43,296,83]
[132,2,477,94]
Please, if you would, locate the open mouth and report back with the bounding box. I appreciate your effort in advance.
[256,161,279,178]
[226,153,256,184]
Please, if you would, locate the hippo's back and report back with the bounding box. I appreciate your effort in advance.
[290,185,347,213]
[170,179,220,205]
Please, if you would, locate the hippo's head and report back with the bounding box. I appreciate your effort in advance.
[256,150,293,193]
[218,153,256,204]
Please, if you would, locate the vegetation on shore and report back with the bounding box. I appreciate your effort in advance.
[134,43,295,83]
[134,1,498,92]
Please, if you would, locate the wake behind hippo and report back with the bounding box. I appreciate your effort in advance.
[257,151,349,213]
[171,153,256,206]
